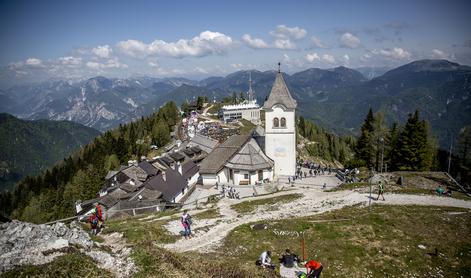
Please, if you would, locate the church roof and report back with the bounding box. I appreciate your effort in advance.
[225,138,274,171]
[199,134,251,174]
[263,72,297,110]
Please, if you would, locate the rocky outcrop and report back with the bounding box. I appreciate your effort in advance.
[0,220,136,277]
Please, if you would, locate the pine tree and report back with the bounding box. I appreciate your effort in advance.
[394,111,436,170]
[356,108,376,167]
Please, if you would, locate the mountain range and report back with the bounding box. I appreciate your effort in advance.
[1,59,470,147]
[0,113,100,191]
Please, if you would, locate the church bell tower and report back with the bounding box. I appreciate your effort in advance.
[263,63,297,176]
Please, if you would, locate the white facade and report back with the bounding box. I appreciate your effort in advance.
[220,101,261,124]
[264,105,296,176]
[201,167,273,186]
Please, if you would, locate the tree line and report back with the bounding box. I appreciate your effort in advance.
[0,102,179,223]
[297,116,355,164]
[352,109,437,171]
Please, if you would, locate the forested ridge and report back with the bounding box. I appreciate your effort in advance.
[0,102,179,223]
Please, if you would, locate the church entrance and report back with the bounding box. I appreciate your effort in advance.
[258,170,263,181]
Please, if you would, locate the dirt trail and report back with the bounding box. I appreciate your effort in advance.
[162,188,471,253]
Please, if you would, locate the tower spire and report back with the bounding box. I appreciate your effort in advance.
[247,71,254,102]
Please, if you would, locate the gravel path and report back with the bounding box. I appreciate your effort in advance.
[162,185,471,253]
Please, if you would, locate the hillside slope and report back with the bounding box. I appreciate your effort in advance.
[0,113,100,191]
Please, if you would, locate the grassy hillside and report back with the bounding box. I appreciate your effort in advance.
[0,113,100,191]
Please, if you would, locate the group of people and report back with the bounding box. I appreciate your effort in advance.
[257,250,323,278]
[87,203,104,235]
[218,183,240,199]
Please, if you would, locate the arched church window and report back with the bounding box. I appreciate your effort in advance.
[273,117,279,128]
[281,117,286,127]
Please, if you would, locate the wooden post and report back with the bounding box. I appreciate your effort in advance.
[301,232,306,261]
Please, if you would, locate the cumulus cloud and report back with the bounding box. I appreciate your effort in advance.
[86,58,127,69]
[343,54,350,62]
[305,52,320,63]
[322,54,336,64]
[339,32,361,48]
[117,31,233,58]
[273,39,296,50]
[25,58,43,66]
[58,56,82,66]
[241,34,270,49]
[310,36,326,48]
[92,45,113,59]
[374,47,411,60]
[270,25,307,40]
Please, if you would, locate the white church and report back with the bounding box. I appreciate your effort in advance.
[200,66,297,185]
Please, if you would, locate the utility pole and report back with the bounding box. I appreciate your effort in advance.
[368,167,374,212]
[447,137,453,174]
[380,137,384,173]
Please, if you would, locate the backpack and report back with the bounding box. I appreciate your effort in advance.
[185,215,193,225]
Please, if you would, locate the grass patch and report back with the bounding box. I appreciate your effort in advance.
[216,205,471,278]
[327,182,369,192]
[103,216,179,245]
[2,251,113,278]
[239,119,256,135]
[194,208,220,220]
[232,193,303,214]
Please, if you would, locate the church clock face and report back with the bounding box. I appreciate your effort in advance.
[274,146,287,157]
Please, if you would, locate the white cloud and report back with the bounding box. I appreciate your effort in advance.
[193,67,208,74]
[339,32,361,48]
[58,56,82,66]
[273,39,296,50]
[322,54,336,64]
[431,49,449,59]
[241,34,270,49]
[92,45,112,59]
[305,52,320,63]
[86,58,127,69]
[374,47,411,60]
[343,54,350,62]
[117,31,233,58]
[270,25,307,40]
[25,58,42,66]
[311,36,326,48]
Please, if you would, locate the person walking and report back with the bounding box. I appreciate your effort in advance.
[181,210,193,239]
[376,181,385,201]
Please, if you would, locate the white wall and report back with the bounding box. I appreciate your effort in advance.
[187,172,199,187]
[264,105,296,176]
[202,174,217,186]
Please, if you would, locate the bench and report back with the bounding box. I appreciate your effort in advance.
[239,180,250,185]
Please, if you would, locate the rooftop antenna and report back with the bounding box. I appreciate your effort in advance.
[278,62,281,73]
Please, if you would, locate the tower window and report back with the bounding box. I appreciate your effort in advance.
[281,117,286,127]
[273,117,279,128]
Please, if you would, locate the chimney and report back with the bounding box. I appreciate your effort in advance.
[177,161,182,175]
[162,171,167,182]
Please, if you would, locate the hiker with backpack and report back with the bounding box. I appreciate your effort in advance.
[181,210,193,239]
[94,203,104,229]
[88,212,99,235]
[376,181,385,201]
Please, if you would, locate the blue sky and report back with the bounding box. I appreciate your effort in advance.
[1,0,470,81]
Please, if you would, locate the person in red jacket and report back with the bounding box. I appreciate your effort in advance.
[305,259,323,278]
[88,212,99,235]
